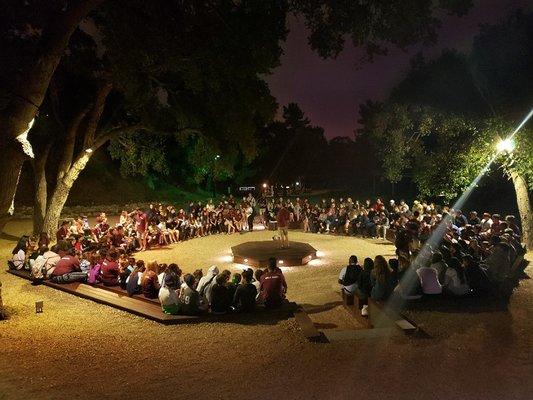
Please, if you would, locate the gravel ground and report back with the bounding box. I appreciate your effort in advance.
[1,219,532,400]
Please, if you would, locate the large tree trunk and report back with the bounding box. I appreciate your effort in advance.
[0,139,27,231]
[42,154,93,239]
[32,144,52,235]
[510,171,533,250]
[0,0,103,231]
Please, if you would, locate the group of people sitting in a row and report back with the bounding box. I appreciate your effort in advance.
[9,236,287,316]
[52,193,262,254]
[339,250,497,316]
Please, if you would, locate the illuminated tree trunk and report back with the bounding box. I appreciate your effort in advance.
[0,0,103,232]
[42,154,92,239]
[510,171,533,250]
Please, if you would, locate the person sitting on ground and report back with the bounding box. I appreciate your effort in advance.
[338,255,362,295]
[50,247,87,283]
[227,272,241,300]
[31,244,61,279]
[259,257,287,308]
[430,251,448,283]
[56,221,70,242]
[394,256,422,300]
[179,273,208,315]
[462,255,492,296]
[10,237,29,271]
[197,265,219,304]
[141,260,160,299]
[159,274,181,315]
[357,257,374,302]
[210,273,231,314]
[100,249,120,286]
[370,255,394,301]
[232,268,257,313]
[51,247,81,277]
[416,259,442,295]
[443,257,470,296]
[253,269,264,303]
[126,260,145,296]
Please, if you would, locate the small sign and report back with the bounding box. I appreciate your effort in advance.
[35,301,43,313]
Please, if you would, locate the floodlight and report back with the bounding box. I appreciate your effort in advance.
[496,138,515,153]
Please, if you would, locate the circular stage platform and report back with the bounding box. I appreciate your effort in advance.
[231,241,317,268]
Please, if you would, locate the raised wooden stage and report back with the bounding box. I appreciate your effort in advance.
[231,240,317,268]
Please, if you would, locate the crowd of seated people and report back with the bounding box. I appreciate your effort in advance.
[50,193,260,254]
[10,232,287,316]
[337,202,525,313]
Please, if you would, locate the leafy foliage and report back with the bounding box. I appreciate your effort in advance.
[361,11,533,200]
[290,0,473,60]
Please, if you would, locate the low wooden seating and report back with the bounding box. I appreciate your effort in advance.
[340,290,371,328]
[7,269,298,325]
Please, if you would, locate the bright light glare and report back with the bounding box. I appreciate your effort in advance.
[496,138,515,153]
[85,148,93,153]
[262,183,268,188]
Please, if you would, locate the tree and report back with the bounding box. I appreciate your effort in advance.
[0,0,103,230]
[361,11,533,248]
[30,0,288,237]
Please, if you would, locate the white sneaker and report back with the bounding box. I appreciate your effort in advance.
[361,305,369,316]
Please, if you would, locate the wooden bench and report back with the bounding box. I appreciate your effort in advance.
[7,269,198,324]
[340,290,416,333]
[340,290,371,328]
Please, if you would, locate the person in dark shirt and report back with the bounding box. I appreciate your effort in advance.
[210,273,231,314]
[179,274,207,315]
[233,269,257,313]
[259,257,287,308]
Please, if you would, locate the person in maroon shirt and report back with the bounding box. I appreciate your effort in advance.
[56,221,70,242]
[100,249,120,286]
[135,209,148,251]
[259,257,287,309]
[51,248,81,277]
[276,203,291,249]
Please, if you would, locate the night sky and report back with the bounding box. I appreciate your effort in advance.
[267,0,531,139]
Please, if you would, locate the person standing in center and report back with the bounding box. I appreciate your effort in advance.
[276,202,291,249]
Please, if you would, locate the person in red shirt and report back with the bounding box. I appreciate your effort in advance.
[51,248,81,277]
[56,221,70,242]
[135,209,148,251]
[276,203,291,249]
[100,249,120,286]
[259,257,288,308]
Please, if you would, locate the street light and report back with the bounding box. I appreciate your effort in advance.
[262,183,268,188]
[496,138,515,153]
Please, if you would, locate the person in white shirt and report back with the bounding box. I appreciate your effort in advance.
[443,257,470,296]
[416,265,442,295]
[11,238,28,270]
[338,255,362,295]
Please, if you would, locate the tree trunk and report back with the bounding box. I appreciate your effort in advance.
[0,139,27,231]
[42,153,92,239]
[32,144,52,235]
[510,171,533,250]
[0,0,103,231]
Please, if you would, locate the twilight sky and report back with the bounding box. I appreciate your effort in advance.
[266,0,531,139]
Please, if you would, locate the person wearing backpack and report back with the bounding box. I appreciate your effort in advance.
[338,255,362,295]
